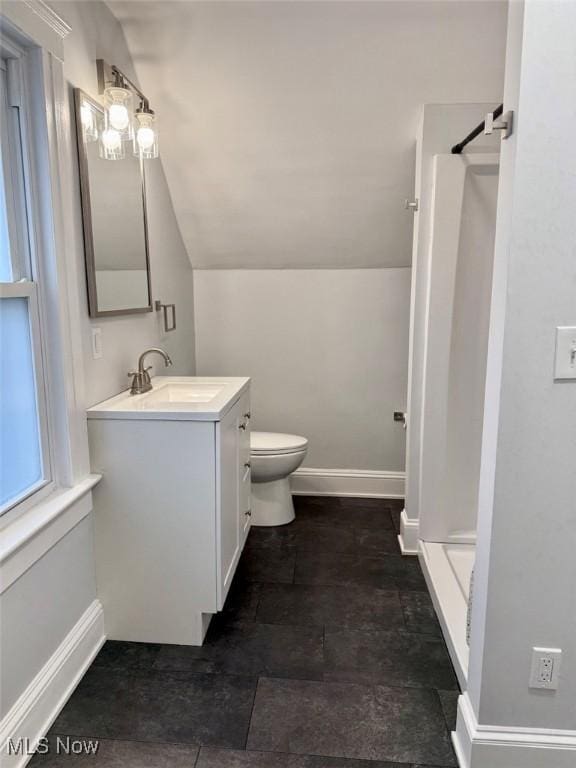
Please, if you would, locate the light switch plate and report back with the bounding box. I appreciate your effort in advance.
[91,327,103,359]
[554,326,576,380]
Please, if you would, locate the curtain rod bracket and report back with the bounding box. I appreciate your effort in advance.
[451,104,507,154]
[485,110,513,140]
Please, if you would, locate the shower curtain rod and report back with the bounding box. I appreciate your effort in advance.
[451,104,504,154]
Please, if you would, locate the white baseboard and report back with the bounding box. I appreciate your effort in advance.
[398,508,419,555]
[0,600,105,768]
[453,691,576,768]
[291,468,405,499]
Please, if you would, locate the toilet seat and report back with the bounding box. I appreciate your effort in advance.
[250,431,308,456]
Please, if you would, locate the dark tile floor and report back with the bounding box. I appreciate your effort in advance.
[32,496,459,767]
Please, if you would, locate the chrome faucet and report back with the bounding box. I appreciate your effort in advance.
[128,348,173,395]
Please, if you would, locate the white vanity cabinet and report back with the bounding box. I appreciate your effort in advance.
[217,390,252,601]
[87,377,251,646]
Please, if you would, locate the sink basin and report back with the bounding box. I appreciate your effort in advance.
[141,383,225,406]
[87,376,250,422]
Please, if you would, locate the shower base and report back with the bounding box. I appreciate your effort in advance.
[418,540,475,689]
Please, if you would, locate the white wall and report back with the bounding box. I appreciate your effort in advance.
[111,0,508,270]
[194,269,410,472]
[466,0,576,742]
[0,518,96,717]
[52,0,196,407]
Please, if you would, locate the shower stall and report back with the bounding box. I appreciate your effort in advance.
[405,105,501,688]
[419,152,499,685]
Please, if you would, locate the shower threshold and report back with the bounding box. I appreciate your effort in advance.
[418,540,475,689]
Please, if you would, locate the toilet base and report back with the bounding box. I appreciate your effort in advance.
[251,477,295,526]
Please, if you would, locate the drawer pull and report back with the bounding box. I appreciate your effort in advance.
[244,411,251,419]
[245,510,252,517]
[244,462,251,468]
[238,422,247,431]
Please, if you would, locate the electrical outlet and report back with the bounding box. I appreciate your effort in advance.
[530,648,562,690]
[538,657,554,684]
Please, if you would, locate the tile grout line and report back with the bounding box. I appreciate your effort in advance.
[243,676,262,751]
[291,543,298,584]
[322,623,327,681]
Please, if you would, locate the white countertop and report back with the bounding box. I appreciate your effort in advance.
[87,376,250,421]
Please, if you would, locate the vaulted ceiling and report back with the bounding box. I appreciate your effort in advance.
[108,1,507,269]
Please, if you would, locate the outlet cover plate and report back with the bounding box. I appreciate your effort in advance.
[554,326,576,380]
[530,647,562,690]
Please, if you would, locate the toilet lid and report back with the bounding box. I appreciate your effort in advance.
[250,431,308,455]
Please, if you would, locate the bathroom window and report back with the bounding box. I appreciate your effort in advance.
[0,56,52,515]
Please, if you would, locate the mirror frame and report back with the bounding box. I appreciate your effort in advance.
[73,88,153,318]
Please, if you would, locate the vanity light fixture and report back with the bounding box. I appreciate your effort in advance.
[103,79,133,141]
[134,102,159,160]
[95,59,159,161]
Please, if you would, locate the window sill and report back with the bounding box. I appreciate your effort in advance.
[0,474,101,591]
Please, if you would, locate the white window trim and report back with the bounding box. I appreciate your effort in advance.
[0,6,99,541]
[1,35,60,522]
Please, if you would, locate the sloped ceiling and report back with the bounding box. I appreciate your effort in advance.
[108,1,507,269]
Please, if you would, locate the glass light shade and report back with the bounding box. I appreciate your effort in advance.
[99,127,125,160]
[80,100,98,143]
[133,111,159,159]
[103,86,133,140]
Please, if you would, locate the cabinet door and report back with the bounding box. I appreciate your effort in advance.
[237,392,252,546]
[216,403,241,608]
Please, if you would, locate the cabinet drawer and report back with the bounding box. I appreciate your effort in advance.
[237,393,252,542]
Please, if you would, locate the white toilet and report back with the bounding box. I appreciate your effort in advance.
[250,432,308,526]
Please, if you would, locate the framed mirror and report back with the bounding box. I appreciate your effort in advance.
[74,89,152,317]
